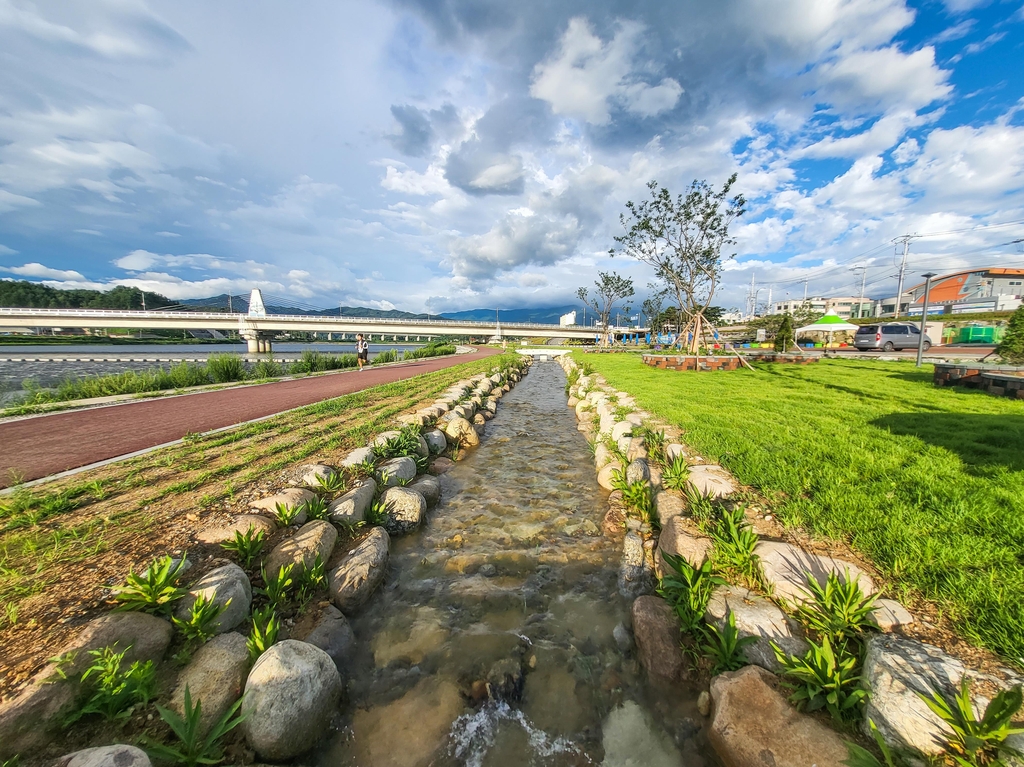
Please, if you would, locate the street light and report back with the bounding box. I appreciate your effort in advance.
[916,272,936,367]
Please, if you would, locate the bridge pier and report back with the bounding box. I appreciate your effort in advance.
[242,330,274,355]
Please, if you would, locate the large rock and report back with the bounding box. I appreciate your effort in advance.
[755,541,875,606]
[655,517,712,578]
[0,612,173,758]
[408,474,441,508]
[328,527,391,614]
[376,456,417,487]
[250,488,315,523]
[611,420,633,442]
[170,632,250,738]
[328,478,376,526]
[709,665,848,767]
[340,446,375,468]
[594,442,615,470]
[176,563,252,634]
[299,605,354,670]
[687,464,738,498]
[618,531,656,598]
[241,640,342,760]
[861,634,965,755]
[445,416,480,447]
[422,428,447,455]
[869,598,915,631]
[380,486,426,534]
[196,514,277,545]
[429,457,455,474]
[625,458,650,485]
[265,520,338,578]
[300,464,335,487]
[597,462,621,490]
[705,585,809,672]
[55,746,151,767]
[631,595,687,684]
[654,490,686,526]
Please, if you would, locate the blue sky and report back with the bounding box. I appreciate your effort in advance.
[1,0,1023,313]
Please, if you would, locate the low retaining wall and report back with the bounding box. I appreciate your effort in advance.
[933,363,1024,399]
[642,355,741,372]
[748,353,818,365]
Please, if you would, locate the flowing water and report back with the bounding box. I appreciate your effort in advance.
[316,361,712,767]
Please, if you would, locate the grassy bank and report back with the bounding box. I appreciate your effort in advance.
[581,354,1024,661]
[0,350,504,694]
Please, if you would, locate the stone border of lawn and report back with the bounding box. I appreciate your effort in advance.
[933,362,1024,399]
[559,354,1024,766]
[0,357,533,764]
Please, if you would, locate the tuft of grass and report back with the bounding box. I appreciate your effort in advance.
[772,636,867,724]
[313,471,347,495]
[272,501,303,526]
[662,453,689,491]
[300,496,330,521]
[113,556,188,615]
[259,564,294,610]
[657,552,725,633]
[64,645,156,726]
[220,527,266,569]
[247,606,280,662]
[296,554,327,606]
[796,570,879,650]
[143,684,247,766]
[918,678,1024,766]
[701,610,757,675]
[172,594,227,643]
[709,506,762,588]
[580,355,1024,660]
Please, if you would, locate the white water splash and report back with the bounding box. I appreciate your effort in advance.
[448,701,591,767]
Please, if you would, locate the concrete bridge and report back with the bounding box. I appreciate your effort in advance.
[0,290,644,353]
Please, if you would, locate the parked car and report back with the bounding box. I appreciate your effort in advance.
[853,323,930,352]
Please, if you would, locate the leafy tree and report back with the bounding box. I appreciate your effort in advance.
[641,291,666,334]
[774,314,795,352]
[0,280,174,310]
[611,176,746,346]
[577,271,635,346]
[996,305,1024,364]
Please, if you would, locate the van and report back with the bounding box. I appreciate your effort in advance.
[853,323,929,352]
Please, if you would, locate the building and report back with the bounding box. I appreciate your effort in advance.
[903,267,1024,316]
[559,310,577,326]
[772,296,873,318]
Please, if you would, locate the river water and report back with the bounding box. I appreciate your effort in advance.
[316,361,710,767]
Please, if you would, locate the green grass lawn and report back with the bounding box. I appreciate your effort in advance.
[582,355,1024,661]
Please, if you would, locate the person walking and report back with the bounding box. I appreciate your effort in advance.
[356,333,369,371]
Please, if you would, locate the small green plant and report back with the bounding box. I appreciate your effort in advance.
[143,685,247,766]
[918,678,1024,766]
[662,453,689,491]
[220,526,266,569]
[355,457,377,478]
[296,554,327,606]
[639,426,667,463]
[313,471,347,495]
[657,552,725,632]
[3,601,17,628]
[113,556,188,615]
[272,501,303,526]
[701,611,757,675]
[300,495,330,521]
[65,645,156,725]
[710,506,762,587]
[375,426,422,460]
[611,469,655,526]
[172,594,227,643]
[580,361,595,376]
[684,484,716,530]
[773,636,868,723]
[259,564,294,609]
[797,570,879,649]
[843,719,903,767]
[247,606,281,662]
[365,498,390,527]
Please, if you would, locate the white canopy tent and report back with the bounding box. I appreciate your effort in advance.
[795,311,860,348]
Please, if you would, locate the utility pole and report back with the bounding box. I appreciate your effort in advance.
[803,279,808,302]
[747,273,756,319]
[893,234,920,319]
[850,266,867,319]
[228,293,233,313]
[766,284,773,315]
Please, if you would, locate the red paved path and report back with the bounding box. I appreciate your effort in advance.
[0,348,499,487]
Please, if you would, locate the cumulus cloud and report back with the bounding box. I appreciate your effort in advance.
[0,262,86,280]
[445,142,525,196]
[115,249,158,271]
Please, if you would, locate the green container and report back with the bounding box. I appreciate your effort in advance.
[958,326,996,344]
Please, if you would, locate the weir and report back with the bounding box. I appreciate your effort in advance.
[318,360,706,766]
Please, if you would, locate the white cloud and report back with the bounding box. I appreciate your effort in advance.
[0,262,85,280]
[816,46,951,113]
[0,189,40,212]
[381,163,450,196]
[530,17,682,125]
[115,249,158,271]
[155,231,180,237]
[0,244,17,254]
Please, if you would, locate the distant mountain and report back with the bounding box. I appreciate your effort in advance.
[179,294,428,319]
[440,305,589,325]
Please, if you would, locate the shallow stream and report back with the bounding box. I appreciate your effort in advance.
[316,360,712,767]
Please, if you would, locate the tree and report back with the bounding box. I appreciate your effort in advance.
[774,314,795,352]
[642,291,666,334]
[577,272,635,346]
[996,305,1024,364]
[612,175,746,350]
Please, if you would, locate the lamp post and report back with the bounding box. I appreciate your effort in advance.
[916,272,936,367]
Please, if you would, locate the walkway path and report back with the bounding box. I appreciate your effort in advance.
[0,347,500,488]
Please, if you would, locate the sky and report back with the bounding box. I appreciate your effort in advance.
[1,0,1023,314]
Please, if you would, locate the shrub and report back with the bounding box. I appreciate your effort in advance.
[662,454,689,491]
[205,353,247,384]
[371,349,399,365]
[996,305,1024,364]
[250,355,283,379]
[774,314,795,352]
[657,552,725,632]
[403,342,455,360]
[220,526,266,569]
[796,570,878,649]
[65,646,156,725]
[247,606,280,662]
[113,556,188,615]
[143,685,247,767]
[918,678,1024,766]
[168,361,212,389]
[772,636,867,723]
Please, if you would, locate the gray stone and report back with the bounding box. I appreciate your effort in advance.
[625,458,650,485]
[340,446,375,468]
[170,632,249,738]
[176,563,252,634]
[686,464,737,498]
[55,746,151,767]
[631,596,686,684]
[445,415,480,447]
[381,486,427,535]
[196,514,277,545]
[869,598,915,631]
[665,443,686,462]
[613,622,633,653]
[250,488,314,523]
[626,437,648,462]
[705,585,809,672]
[597,462,621,490]
[755,541,875,606]
[861,634,965,755]
[371,430,401,449]
[594,442,616,470]
[423,429,447,455]
[618,531,656,598]
[654,490,686,526]
[697,690,711,717]
[55,611,174,678]
[408,475,441,508]
[328,478,376,526]
[486,658,524,702]
[300,463,336,487]
[241,640,342,760]
[376,456,417,487]
[611,420,633,442]
[265,520,337,578]
[396,413,428,428]
[655,517,712,578]
[300,605,354,670]
[472,413,486,426]
[328,527,391,614]
[429,456,455,474]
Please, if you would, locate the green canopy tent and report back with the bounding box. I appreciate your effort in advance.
[795,311,860,349]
